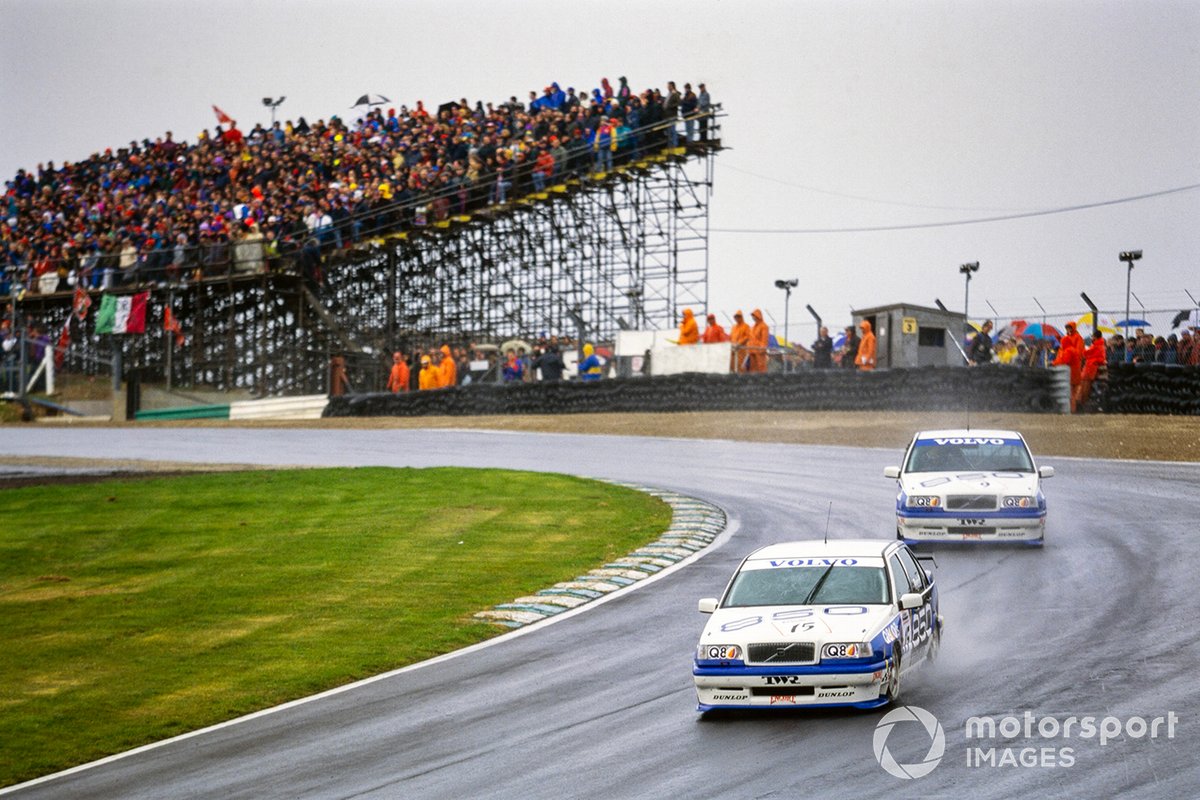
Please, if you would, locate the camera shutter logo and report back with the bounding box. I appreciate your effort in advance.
[873,705,946,779]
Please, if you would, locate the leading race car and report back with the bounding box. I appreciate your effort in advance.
[693,539,941,712]
[884,429,1054,546]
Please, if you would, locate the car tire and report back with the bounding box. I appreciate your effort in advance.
[884,651,902,705]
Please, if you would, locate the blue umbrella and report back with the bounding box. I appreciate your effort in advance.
[1113,318,1150,328]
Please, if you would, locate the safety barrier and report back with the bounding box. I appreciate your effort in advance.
[228,394,329,421]
[325,365,1066,418]
[134,404,231,421]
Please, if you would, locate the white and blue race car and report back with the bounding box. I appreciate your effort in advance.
[693,539,941,712]
[884,429,1054,546]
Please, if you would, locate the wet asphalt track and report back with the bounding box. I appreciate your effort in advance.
[2,427,1197,799]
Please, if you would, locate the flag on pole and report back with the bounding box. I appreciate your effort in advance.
[54,319,71,369]
[72,286,92,321]
[164,306,185,347]
[212,104,233,125]
[95,292,149,334]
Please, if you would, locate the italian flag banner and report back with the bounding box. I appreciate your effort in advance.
[94,292,149,335]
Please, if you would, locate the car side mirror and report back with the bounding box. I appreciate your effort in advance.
[883,466,901,479]
[900,593,924,610]
[1039,466,1055,478]
[698,597,718,614]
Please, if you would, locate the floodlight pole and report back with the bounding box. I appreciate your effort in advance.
[774,278,797,345]
[1120,250,1142,340]
[959,261,979,336]
[263,96,286,126]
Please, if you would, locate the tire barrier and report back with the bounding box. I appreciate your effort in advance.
[1098,364,1200,416]
[324,365,1068,418]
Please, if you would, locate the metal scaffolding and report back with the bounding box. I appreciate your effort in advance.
[11,141,721,397]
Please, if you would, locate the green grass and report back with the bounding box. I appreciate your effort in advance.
[0,467,671,787]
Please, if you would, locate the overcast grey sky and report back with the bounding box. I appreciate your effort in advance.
[3,0,1197,341]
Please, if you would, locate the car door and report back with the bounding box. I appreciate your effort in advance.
[894,545,935,663]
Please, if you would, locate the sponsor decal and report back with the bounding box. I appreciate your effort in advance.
[768,558,859,567]
[769,695,799,705]
[764,675,804,685]
[719,606,868,632]
[957,518,986,526]
[962,533,983,540]
[711,693,749,701]
[882,622,901,644]
[720,616,763,632]
[818,690,856,698]
[926,437,1010,446]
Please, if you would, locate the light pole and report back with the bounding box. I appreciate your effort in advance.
[1120,250,1142,340]
[262,96,287,126]
[774,278,798,344]
[959,261,979,342]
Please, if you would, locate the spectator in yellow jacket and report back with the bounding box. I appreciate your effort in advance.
[418,355,438,390]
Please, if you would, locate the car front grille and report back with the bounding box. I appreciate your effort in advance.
[747,642,816,664]
[946,494,997,510]
[947,526,996,535]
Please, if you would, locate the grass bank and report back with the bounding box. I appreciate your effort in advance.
[0,467,671,787]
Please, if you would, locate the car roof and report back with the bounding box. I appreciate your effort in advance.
[745,540,896,561]
[913,429,1024,440]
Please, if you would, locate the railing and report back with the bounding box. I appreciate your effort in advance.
[1,108,723,295]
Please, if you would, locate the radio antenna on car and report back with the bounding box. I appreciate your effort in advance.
[824,502,832,544]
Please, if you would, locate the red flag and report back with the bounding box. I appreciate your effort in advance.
[72,286,92,321]
[212,104,233,125]
[54,319,71,369]
[125,291,149,334]
[164,306,185,347]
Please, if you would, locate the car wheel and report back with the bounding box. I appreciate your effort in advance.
[883,651,902,704]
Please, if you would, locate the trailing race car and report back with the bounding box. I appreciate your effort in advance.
[884,429,1053,546]
[693,539,941,712]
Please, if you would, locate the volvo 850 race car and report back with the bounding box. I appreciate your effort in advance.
[884,429,1054,546]
[693,540,941,712]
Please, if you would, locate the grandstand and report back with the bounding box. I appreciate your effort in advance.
[2,80,722,396]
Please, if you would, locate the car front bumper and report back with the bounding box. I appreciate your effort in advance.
[693,660,889,710]
[897,511,1045,543]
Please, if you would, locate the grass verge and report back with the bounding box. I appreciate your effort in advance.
[0,467,671,787]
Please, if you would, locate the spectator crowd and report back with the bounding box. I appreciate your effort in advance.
[2,77,716,297]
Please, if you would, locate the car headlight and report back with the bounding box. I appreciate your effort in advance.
[905,495,941,508]
[1002,496,1037,508]
[822,642,874,660]
[697,644,741,661]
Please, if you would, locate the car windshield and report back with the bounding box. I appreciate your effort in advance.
[904,439,1034,473]
[724,566,889,607]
